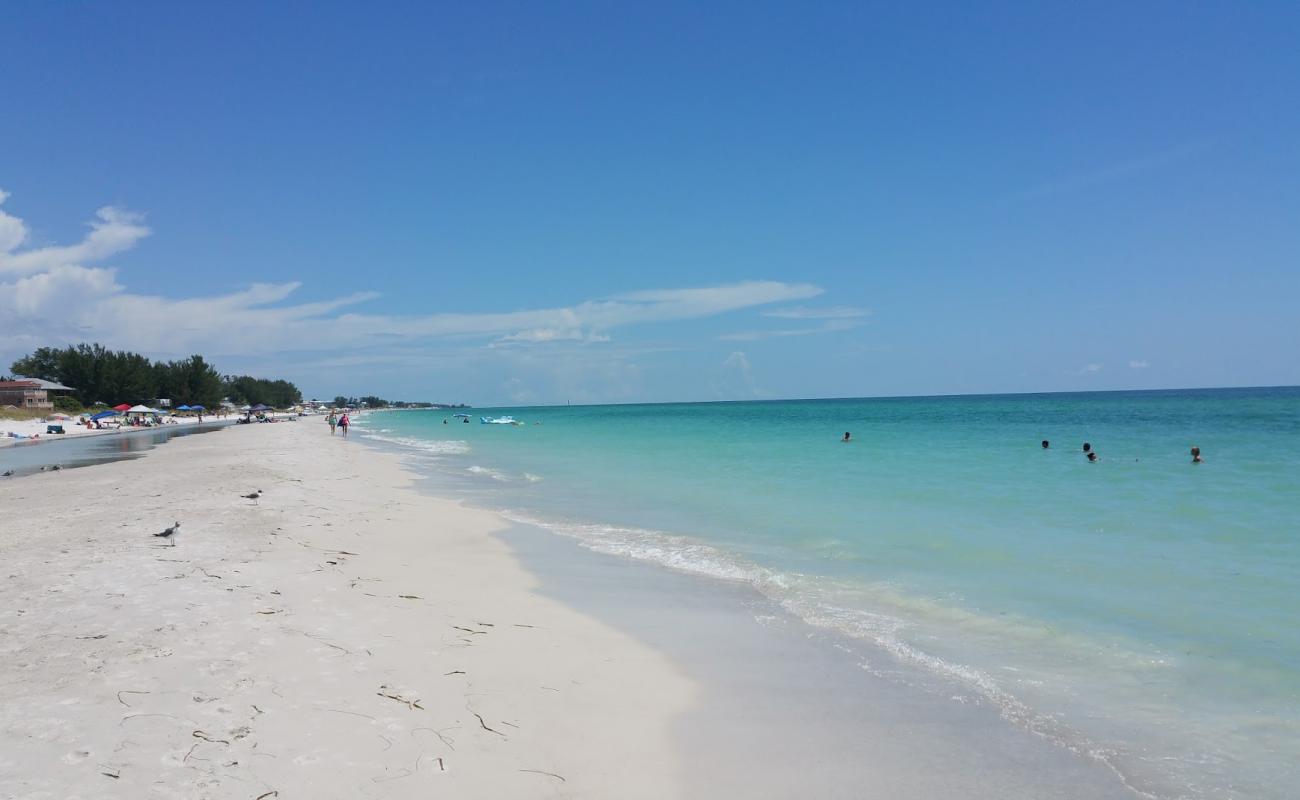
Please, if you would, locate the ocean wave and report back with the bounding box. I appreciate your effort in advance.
[360,431,471,456]
[496,509,1091,766]
[467,465,512,481]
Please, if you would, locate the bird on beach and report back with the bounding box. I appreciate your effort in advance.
[153,521,181,546]
[242,489,262,500]
[1,470,12,477]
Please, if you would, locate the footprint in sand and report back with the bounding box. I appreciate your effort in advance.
[62,748,92,764]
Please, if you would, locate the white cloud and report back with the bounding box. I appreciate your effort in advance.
[1077,363,1103,374]
[0,190,29,253]
[718,318,862,341]
[762,305,869,320]
[0,192,826,371]
[720,350,759,397]
[1129,360,1149,369]
[0,195,150,275]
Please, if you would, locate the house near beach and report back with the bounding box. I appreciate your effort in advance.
[0,378,75,411]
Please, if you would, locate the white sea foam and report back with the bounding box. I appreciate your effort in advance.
[467,465,511,481]
[360,431,471,456]
[497,508,1093,771]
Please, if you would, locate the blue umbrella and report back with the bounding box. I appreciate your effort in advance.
[176,405,192,411]
[90,410,119,421]
[190,405,206,411]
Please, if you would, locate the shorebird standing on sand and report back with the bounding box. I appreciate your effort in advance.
[153,521,181,546]
[242,490,262,501]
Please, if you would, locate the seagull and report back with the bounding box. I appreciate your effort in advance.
[242,489,262,501]
[153,521,181,546]
[1,470,12,477]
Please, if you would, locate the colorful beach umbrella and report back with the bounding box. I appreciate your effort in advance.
[176,404,192,411]
[112,403,131,412]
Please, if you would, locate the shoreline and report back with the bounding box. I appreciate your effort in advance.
[1,415,238,449]
[0,420,693,797]
[372,430,1144,799]
[2,418,1142,797]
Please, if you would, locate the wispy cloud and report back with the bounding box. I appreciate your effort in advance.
[1019,141,1211,200]
[1076,363,1103,375]
[720,350,760,398]
[0,194,151,275]
[762,305,869,320]
[718,318,862,341]
[0,192,825,370]
[1129,360,1149,369]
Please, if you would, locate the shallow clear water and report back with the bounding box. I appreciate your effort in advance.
[357,388,1300,799]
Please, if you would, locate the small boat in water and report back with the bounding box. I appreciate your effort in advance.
[480,415,521,425]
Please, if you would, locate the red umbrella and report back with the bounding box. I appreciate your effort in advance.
[112,403,131,412]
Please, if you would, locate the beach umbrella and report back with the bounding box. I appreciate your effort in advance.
[47,412,72,420]
[112,403,132,412]
[90,410,119,421]
[176,405,192,411]
[251,404,269,411]
[127,404,155,413]
[190,405,205,411]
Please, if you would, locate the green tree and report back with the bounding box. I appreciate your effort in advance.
[155,355,223,408]
[10,347,61,382]
[52,395,84,413]
[224,375,302,408]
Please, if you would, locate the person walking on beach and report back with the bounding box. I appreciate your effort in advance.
[339,413,350,437]
[328,412,337,435]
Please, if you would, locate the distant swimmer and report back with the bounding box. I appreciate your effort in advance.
[842,431,852,443]
[1087,451,1098,463]
[1041,440,1050,449]
[1082,442,1092,454]
[1191,446,1203,464]
[443,418,448,424]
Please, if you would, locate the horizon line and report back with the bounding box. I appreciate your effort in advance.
[371,384,1299,411]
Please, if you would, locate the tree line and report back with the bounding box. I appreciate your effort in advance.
[8,343,302,410]
[330,396,446,409]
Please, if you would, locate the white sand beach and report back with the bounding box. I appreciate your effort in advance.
[1,419,1147,799]
[1,414,227,446]
[0,421,693,798]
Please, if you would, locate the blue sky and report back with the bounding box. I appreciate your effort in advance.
[2,2,1297,404]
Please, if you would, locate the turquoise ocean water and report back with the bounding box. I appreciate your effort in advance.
[357,388,1299,799]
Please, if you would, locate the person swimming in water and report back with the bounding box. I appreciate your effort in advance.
[1191,446,1203,464]
[1087,451,1098,462]
[842,431,852,442]
[1082,442,1092,454]
[1041,440,1050,449]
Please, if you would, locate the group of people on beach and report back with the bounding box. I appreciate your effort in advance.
[327,411,350,437]
[1041,439,1204,463]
